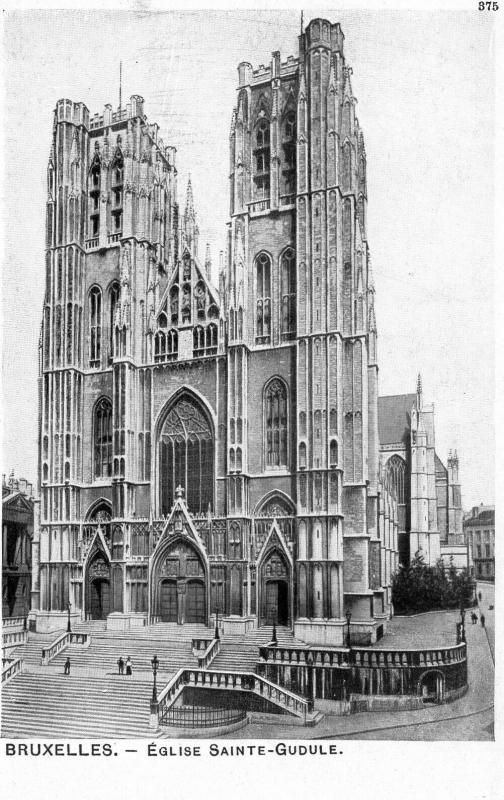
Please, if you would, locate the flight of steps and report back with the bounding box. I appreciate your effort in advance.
[50,626,207,675]
[1,673,155,738]
[211,626,306,672]
[5,631,65,667]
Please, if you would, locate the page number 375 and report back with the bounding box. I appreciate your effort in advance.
[478,1,499,8]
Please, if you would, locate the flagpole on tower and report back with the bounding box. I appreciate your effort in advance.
[119,61,122,111]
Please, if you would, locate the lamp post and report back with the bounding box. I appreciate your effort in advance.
[459,602,466,644]
[151,654,159,702]
[67,601,72,633]
[215,606,220,640]
[345,607,352,649]
[272,612,278,646]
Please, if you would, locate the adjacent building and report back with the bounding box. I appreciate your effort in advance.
[31,17,401,644]
[2,473,35,619]
[378,377,469,572]
[464,505,495,581]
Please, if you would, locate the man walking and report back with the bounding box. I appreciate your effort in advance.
[64,657,71,676]
[117,657,124,675]
[480,613,486,628]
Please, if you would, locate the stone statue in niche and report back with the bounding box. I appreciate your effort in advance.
[182,254,191,282]
[181,285,191,321]
[194,283,205,314]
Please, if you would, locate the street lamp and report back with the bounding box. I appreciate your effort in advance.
[459,602,466,644]
[345,607,352,649]
[67,600,72,633]
[215,606,220,640]
[151,654,159,702]
[272,613,278,646]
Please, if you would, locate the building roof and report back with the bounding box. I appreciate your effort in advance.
[463,508,495,528]
[378,394,416,446]
[435,453,447,478]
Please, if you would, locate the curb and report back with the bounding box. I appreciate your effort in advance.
[317,703,495,739]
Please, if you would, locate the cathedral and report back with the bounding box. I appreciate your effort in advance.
[31,18,408,646]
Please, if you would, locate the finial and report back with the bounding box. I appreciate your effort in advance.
[300,10,303,34]
[119,61,122,111]
[417,373,422,395]
[175,485,184,499]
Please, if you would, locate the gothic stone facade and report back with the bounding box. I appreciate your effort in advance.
[31,18,399,645]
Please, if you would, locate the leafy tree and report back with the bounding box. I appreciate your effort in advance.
[392,553,475,614]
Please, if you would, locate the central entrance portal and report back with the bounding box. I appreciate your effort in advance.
[153,539,207,625]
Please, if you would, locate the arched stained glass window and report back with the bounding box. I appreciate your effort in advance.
[94,398,112,478]
[254,120,270,200]
[264,378,288,468]
[109,282,120,359]
[89,286,102,367]
[159,395,214,515]
[280,248,296,339]
[256,253,271,344]
[386,455,406,504]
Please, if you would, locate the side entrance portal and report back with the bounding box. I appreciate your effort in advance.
[86,552,111,620]
[259,548,291,627]
[152,539,207,625]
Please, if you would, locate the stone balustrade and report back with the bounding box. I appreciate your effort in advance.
[151,667,311,730]
[197,638,221,669]
[2,629,28,648]
[2,657,24,684]
[41,631,90,665]
[2,616,27,629]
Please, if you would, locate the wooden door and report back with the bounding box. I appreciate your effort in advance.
[160,580,178,622]
[89,579,110,619]
[265,581,278,625]
[186,580,205,623]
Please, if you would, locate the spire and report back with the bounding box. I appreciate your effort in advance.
[416,373,423,411]
[205,243,212,280]
[185,176,194,218]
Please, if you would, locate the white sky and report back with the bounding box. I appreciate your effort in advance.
[1,9,495,508]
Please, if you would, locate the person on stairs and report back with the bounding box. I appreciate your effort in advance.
[117,657,124,675]
[64,657,71,676]
[125,656,132,675]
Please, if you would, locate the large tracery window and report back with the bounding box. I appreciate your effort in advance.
[159,395,214,515]
[94,398,112,479]
[281,111,296,195]
[386,455,406,504]
[89,286,102,368]
[256,253,271,344]
[280,248,296,339]
[264,379,288,468]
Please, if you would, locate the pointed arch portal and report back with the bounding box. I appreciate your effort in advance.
[151,538,207,625]
[259,547,291,627]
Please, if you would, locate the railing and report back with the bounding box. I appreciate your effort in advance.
[249,199,270,214]
[280,193,295,206]
[40,631,89,665]
[351,643,467,669]
[85,238,99,250]
[2,629,28,648]
[259,642,466,670]
[259,645,350,668]
[2,616,27,629]
[153,668,312,728]
[108,232,122,243]
[160,705,246,729]
[197,638,221,669]
[192,638,212,653]
[2,657,23,684]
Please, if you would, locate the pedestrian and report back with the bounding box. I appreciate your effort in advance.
[478,591,482,602]
[117,657,124,675]
[480,613,485,628]
[471,612,478,624]
[64,657,71,676]
[125,656,132,675]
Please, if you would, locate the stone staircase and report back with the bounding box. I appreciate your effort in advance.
[50,626,207,676]
[212,626,305,672]
[1,673,154,738]
[5,631,65,666]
